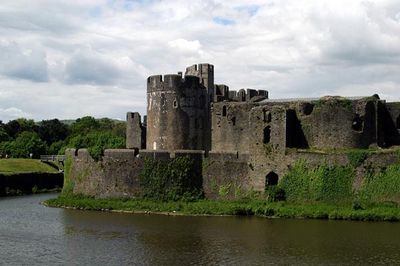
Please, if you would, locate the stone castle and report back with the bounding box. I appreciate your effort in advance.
[66,64,400,198]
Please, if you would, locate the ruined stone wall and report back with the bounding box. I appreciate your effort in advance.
[296,98,378,149]
[146,75,207,151]
[65,149,143,198]
[65,148,205,198]
[211,102,256,152]
[126,112,146,149]
[202,151,251,199]
[380,102,400,146]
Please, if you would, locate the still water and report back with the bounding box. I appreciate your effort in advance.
[1,193,400,265]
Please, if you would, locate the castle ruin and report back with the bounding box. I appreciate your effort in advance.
[66,64,400,198]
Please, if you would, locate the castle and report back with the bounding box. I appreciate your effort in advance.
[66,64,400,198]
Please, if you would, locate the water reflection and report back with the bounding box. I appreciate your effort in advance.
[1,193,400,265]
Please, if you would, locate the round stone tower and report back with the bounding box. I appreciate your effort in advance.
[146,74,207,151]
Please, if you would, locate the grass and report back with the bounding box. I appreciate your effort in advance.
[45,195,400,222]
[0,159,58,175]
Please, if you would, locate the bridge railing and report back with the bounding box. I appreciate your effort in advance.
[40,155,66,162]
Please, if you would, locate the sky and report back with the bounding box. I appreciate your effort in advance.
[0,0,399,122]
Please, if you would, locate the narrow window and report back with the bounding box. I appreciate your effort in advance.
[173,100,178,108]
[160,93,165,106]
[397,115,400,129]
[232,117,236,126]
[263,126,271,144]
[222,106,227,117]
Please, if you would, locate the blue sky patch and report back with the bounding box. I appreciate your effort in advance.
[235,5,260,16]
[213,17,235,26]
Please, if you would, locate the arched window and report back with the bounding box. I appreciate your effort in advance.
[222,106,227,116]
[265,172,279,187]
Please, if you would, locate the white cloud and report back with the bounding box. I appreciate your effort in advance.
[0,0,399,121]
[0,107,33,122]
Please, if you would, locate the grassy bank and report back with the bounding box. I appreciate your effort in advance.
[0,159,62,196]
[45,194,400,221]
[0,159,58,174]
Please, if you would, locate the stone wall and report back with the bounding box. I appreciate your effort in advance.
[211,102,256,152]
[65,148,143,198]
[202,151,251,199]
[65,148,205,198]
[126,112,146,149]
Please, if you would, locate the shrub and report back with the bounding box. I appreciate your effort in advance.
[139,156,203,201]
[266,187,286,202]
[359,164,400,204]
[347,150,369,167]
[279,160,354,204]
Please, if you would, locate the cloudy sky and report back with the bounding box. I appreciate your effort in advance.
[0,0,399,121]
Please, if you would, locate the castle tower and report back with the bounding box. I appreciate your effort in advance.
[185,64,214,151]
[146,73,208,151]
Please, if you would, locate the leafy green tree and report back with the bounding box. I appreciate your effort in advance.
[48,140,67,155]
[66,132,125,160]
[38,119,69,145]
[4,118,37,139]
[6,132,47,158]
[0,121,10,142]
[69,116,100,136]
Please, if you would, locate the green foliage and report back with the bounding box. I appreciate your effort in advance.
[69,116,100,136]
[0,123,10,142]
[139,156,203,201]
[62,155,75,195]
[0,132,48,158]
[0,115,126,157]
[218,183,231,198]
[48,140,67,155]
[266,186,286,202]
[359,164,400,205]
[37,119,69,145]
[314,98,353,110]
[279,160,354,204]
[46,194,400,222]
[347,150,369,167]
[66,132,125,160]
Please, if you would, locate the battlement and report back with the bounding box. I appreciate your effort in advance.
[147,74,203,93]
[186,63,214,74]
[229,88,268,102]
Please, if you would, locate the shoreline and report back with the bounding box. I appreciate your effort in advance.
[44,195,400,222]
[0,172,63,197]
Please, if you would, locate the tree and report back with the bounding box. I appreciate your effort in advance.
[4,118,37,139]
[38,119,69,145]
[0,121,10,142]
[69,116,100,136]
[7,132,47,158]
[66,131,125,160]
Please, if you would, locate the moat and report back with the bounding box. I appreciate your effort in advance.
[1,193,400,265]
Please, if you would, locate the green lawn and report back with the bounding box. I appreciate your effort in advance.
[0,159,59,174]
